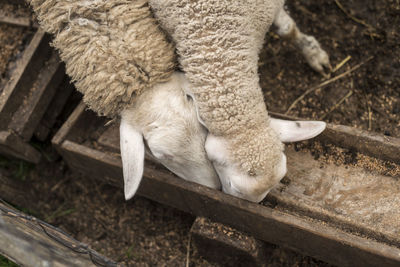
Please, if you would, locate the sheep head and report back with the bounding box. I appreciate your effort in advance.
[121,72,221,200]
[205,119,325,202]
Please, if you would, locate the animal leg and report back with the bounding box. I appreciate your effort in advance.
[273,8,331,77]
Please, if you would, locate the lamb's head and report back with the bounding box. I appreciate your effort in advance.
[120,72,220,200]
[205,119,326,202]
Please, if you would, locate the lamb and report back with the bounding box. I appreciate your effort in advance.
[149,0,329,202]
[28,0,328,202]
[28,0,221,198]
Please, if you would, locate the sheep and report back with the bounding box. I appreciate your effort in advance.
[149,0,329,202]
[28,0,176,118]
[29,0,328,202]
[28,0,221,199]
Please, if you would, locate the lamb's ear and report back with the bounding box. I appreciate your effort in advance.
[270,118,326,142]
[120,119,145,200]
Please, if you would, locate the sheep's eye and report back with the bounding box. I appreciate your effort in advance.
[186,94,193,102]
[248,170,256,176]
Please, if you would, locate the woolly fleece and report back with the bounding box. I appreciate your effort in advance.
[28,0,176,118]
[149,0,285,178]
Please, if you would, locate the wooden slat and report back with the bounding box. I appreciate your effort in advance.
[268,148,400,247]
[0,170,40,212]
[0,130,41,163]
[52,101,87,147]
[0,202,120,267]
[8,52,65,140]
[53,105,400,266]
[0,13,38,28]
[55,140,400,267]
[0,29,51,128]
[269,111,400,164]
[34,76,74,141]
[321,124,400,164]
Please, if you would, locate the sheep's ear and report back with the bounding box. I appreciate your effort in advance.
[270,118,326,142]
[120,119,144,200]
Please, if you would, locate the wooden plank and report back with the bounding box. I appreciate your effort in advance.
[0,170,40,213]
[98,124,120,153]
[0,130,41,163]
[1,0,26,6]
[52,101,88,147]
[8,52,65,140]
[99,116,400,247]
[0,13,38,28]
[268,147,400,247]
[34,76,74,141]
[0,29,51,128]
[320,124,400,164]
[54,106,400,266]
[0,202,120,267]
[56,139,400,267]
[190,217,269,266]
[269,111,400,164]
[66,112,399,170]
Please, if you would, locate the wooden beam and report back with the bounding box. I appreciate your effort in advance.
[54,140,400,267]
[0,29,51,128]
[0,202,120,267]
[0,131,41,163]
[53,105,400,266]
[8,52,65,141]
[269,111,400,164]
[0,13,38,28]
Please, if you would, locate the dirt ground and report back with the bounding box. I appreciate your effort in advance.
[1,0,399,266]
[261,0,400,137]
[0,24,30,89]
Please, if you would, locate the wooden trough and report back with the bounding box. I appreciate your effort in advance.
[0,9,72,163]
[53,102,400,267]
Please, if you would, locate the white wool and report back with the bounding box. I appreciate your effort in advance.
[28,0,176,118]
[149,0,285,178]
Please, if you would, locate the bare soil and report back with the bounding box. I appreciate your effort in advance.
[0,24,29,88]
[0,2,34,86]
[0,2,33,19]
[260,0,400,137]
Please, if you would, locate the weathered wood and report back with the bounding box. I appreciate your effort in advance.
[269,111,400,164]
[53,105,400,266]
[55,139,400,267]
[268,148,400,247]
[0,131,41,163]
[0,29,51,128]
[0,13,38,28]
[8,52,65,140]
[98,124,120,153]
[34,77,74,141]
[52,101,88,147]
[1,0,26,6]
[320,124,400,164]
[60,140,123,187]
[0,202,120,267]
[191,217,268,266]
[0,169,41,213]
[0,21,73,162]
